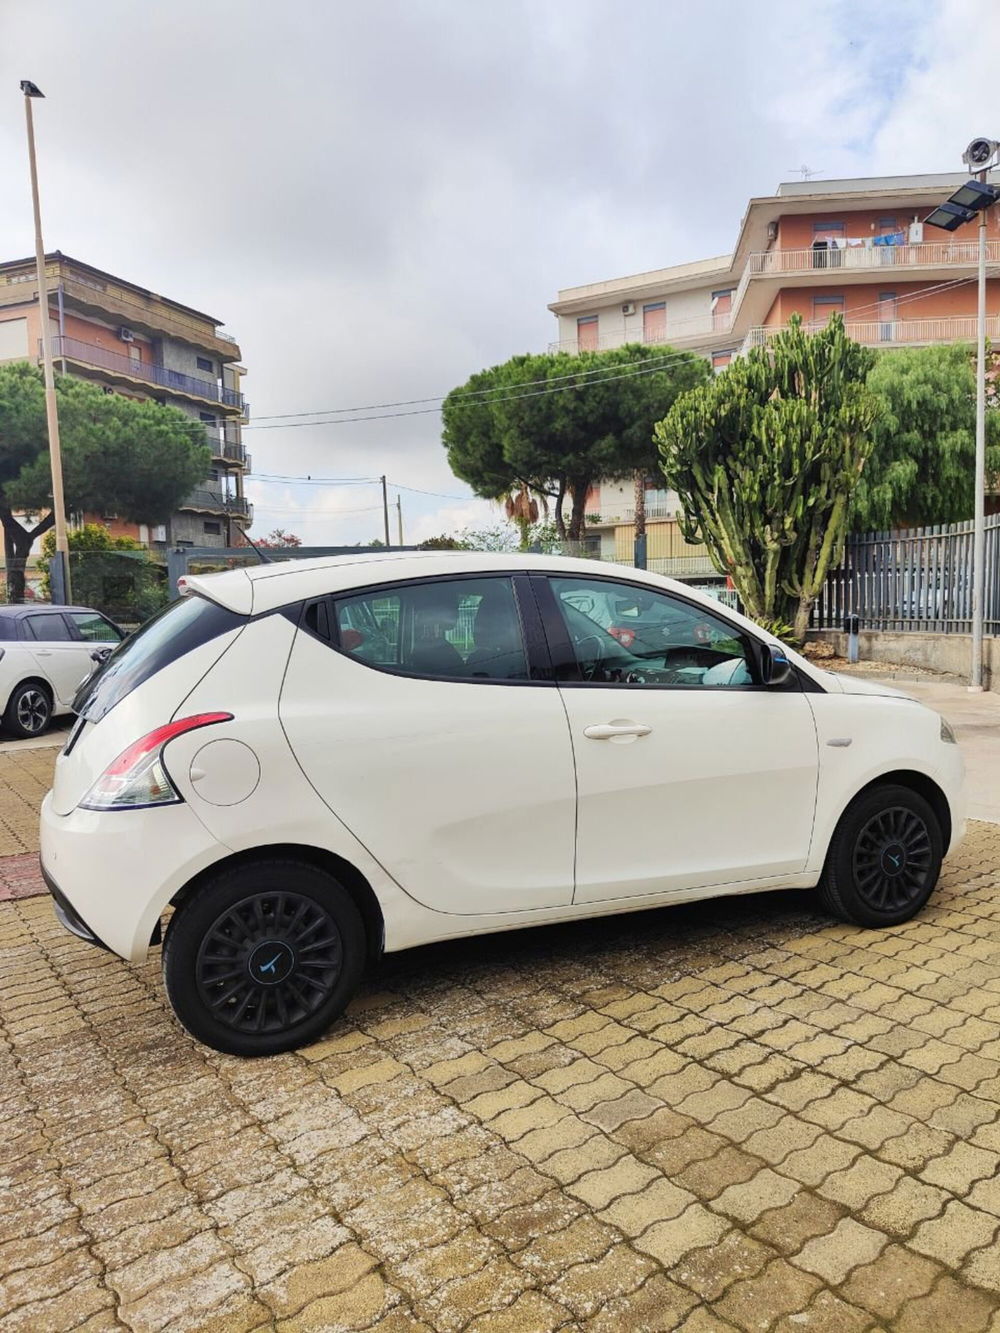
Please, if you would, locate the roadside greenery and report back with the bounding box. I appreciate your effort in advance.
[0,362,209,599]
[656,315,881,644]
[442,345,708,541]
[855,343,1000,529]
[38,523,168,624]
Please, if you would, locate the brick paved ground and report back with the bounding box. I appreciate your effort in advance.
[5,813,1000,1330]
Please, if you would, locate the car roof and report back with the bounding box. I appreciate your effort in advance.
[180,551,723,617]
[0,604,106,618]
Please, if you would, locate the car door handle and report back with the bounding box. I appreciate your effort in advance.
[35,650,53,656]
[583,722,652,740]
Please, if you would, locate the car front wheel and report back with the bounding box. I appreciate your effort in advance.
[163,859,366,1056]
[818,783,943,927]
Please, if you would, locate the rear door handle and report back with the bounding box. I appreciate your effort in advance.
[583,722,652,740]
[35,650,53,656]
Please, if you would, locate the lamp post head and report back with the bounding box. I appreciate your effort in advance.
[19,81,44,98]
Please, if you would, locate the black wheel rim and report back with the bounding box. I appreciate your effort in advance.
[195,891,343,1035]
[17,689,49,733]
[853,805,933,913]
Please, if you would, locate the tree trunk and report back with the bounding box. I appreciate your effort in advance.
[553,479,567,541]
[567,484,589,543]
[792,596,812,646]
[0,508,54,604]
[633,471,647,540]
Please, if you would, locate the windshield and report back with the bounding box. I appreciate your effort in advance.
[73,594,244,723]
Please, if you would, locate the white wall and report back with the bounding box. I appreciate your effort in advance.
[556,281,728,350]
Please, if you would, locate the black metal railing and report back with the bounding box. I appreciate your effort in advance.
[51,336,245,410]
[814,515,1000,636]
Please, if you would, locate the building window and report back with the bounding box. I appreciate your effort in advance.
[577,315,599,351]
[812,295,844,328]
[196,356,215,374]
[711,290,733,332]
[642,302,666,345]
[203,521,222,535]
[199,412,218,424]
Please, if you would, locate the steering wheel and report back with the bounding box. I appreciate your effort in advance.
[575,633,608,681]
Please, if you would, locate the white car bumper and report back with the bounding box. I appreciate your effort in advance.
[40,792,228,964]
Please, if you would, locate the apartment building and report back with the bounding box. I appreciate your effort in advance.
[0,252,251,549]
[550,171,1000,575]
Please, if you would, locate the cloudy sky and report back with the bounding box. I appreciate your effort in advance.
[1,0,998,544]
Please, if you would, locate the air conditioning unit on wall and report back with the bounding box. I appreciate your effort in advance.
[118,327,134,343]
[621,303,636,316]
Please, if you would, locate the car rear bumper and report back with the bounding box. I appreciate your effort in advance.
[40,791,229,964]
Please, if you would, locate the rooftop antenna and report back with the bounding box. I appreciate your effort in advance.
[789,164,824,181]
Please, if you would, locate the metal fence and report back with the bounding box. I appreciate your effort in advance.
[813,516,1000,636]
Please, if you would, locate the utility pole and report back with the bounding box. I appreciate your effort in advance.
[380,475,391,546]
[972,165,988,691]
[396,494,404,546]
[21,80,71,602]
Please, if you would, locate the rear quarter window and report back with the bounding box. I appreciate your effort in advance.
[74,595,245,722]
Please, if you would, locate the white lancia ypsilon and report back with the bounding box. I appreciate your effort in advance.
[41,553,965,1056]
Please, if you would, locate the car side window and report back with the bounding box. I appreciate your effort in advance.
[69,612,123,643]
[548,577,754,688]
[333,577,530,681]
[24,613,73,642]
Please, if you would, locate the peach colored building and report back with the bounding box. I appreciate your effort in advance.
[0,252,251,549]
[551,171,1000,571]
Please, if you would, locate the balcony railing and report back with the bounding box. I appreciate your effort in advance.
[548,313,732,355]
[740,315,1000,355]
[586,504,677,526]
[182,489,252,521]
[203,429,249,468]
[50,336,246,410]
[746,240,1000,277]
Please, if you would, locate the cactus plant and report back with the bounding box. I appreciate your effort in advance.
[655,315,881,644]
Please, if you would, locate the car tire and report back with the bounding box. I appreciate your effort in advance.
[817,783,943,928]
[162,859,367,1057]
[4,681,53,738]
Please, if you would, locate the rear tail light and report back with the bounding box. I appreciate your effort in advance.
[608,626,636,648]
[79,712,232,812]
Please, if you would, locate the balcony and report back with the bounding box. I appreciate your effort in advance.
[740,315,1000,355]
[203,429,249,468]
[50,336,246,411]
[746,240,1000,277]
[548,313,732,355]
[182,489,252,522]
[585,505,677,527]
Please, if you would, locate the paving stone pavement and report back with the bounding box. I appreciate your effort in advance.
[5,821,1000,1331]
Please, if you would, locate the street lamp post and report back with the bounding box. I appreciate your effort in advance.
[20,80,71,603]
[925,138,1000,691]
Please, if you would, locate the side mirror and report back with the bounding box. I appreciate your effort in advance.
[90,647,113,664]
[761,642,792,687]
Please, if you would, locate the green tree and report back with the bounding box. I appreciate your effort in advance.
[0,362,210,598]
[37,523,169,624]
[656,315,882,643]
[854,343,1000,529]
[443,345,708,541]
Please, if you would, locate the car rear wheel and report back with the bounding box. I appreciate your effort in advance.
[818,783,943,927]
[4,682,52,738]
[163,859,366,1056]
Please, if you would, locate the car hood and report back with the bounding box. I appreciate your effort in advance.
[822,671,913,700]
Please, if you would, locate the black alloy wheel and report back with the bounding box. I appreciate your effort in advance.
[818,783,943,928]
[196,891,344,1036]
[164,860,366,1056]
[852,806,933,915]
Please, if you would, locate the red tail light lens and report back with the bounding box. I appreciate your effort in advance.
[79,712,233,812]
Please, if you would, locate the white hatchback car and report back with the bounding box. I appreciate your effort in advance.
[41,553,965,1056]
[0,605,124,738]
